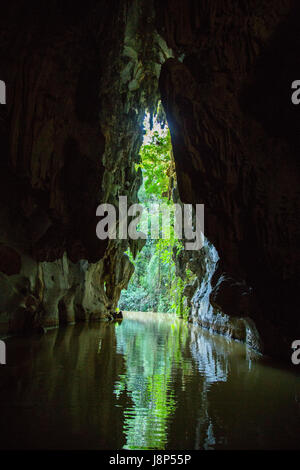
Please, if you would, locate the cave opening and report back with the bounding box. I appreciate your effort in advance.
[118,109,192,317]
[0,0,299,453]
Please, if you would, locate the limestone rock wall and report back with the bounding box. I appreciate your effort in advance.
[0,0,299,363]
[0,0,170,333]
[157,0,300,359]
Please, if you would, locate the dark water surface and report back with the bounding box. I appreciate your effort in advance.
[0,311,299,450]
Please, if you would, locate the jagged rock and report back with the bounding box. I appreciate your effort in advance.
[0,245,21,276]
[210,273,254,320]
[0,1,298,363]
[157,0,300,360]
[0,0,170,333]
[114,310,123,320]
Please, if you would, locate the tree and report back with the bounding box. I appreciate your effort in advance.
[119,115,192,317]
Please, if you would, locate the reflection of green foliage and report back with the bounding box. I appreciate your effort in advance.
[114,317,192,449]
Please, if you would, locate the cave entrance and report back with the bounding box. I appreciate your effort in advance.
[118,110,193,317]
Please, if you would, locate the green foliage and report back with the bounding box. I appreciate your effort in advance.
[119,115,191,317]
[170,276,188,319]
[119,286,151,312]
[136,129,173,200]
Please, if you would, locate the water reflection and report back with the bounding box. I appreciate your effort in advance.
[0,312,299,450]
[114,313,190,449]
[0,323,126,449]
[115,312,300,450]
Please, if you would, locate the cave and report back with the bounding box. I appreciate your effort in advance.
[0,0,299,453]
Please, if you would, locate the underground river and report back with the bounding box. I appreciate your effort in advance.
[0,311,299,450]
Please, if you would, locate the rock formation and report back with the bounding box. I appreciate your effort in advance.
[158,0,300,359]
[0,0,170,333]
[0,0,299,361]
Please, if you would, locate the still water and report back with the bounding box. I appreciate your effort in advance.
[0,311,299,450]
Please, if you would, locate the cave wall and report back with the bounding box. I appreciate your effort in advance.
[0,0,299,362]
[0,0,170,333]
[157,0,300,359]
